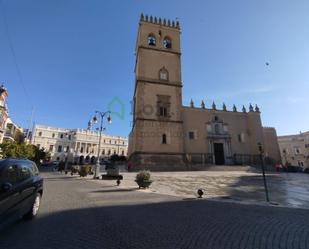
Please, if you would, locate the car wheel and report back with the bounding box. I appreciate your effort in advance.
[24,193,41,220]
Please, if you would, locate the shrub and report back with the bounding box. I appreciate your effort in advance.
[79,165,92,177]
[136,170,151,182]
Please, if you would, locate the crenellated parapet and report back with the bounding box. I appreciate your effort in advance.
[185,99,261,114]
[140,13,180,29]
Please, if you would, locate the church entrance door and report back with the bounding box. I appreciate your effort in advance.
[214,143,225,165]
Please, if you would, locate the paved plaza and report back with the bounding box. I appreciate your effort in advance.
[1,171,309,249]
[96,167,309,209]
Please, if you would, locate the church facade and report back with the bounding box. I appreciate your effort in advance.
[128,15,280,171]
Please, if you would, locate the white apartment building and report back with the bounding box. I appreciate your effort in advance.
[32,124,128,164]
[278,131,309,169]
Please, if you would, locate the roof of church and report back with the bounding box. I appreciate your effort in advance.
[140,14,180,30]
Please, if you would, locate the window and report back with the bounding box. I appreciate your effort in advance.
[2,165,19,185]
[238,134,242,143]
[80,147,84,153]
[159,67,168,81]
[31,163,39,176]
[38,132,42,137]
[121,150,124,156]
[157,95,170,118]
[108,150,111,155]
[60,134,64,139]
[20,164,31,181]
[188,131,195,140]
[58,145,62,152]
[162,134,167,144]
[52,133,55,138]
[109,140,111,144]
[66,146,70,152]
[163,37,171,48]
[159,107,168,117]
[148,34,156,46]
[49,145,54,152]
[102,149,105,155]
[68,135,71,140]
[294,147,300,154]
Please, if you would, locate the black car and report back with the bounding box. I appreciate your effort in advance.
[0,159,43,230]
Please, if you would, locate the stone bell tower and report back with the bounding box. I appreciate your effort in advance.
[128,14,186,170]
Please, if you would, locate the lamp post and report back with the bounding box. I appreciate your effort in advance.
[258,142,269,202]
[88,111,111,179]
[64,131,76,174]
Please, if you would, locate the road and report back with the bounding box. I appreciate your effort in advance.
[0,171,309,249]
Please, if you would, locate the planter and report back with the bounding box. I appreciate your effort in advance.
[135,180,152,189]
[106,168,119,176]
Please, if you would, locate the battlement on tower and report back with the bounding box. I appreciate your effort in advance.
[140,13,180,29]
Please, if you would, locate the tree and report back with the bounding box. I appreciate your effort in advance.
[32,146,51,164]
[0,140,34,159]
[0,140,50,164]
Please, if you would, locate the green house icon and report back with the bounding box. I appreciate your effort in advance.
[107,97,125,120]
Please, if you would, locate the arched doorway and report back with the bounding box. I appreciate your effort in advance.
[79,156,84,165]
[90,156,96,164]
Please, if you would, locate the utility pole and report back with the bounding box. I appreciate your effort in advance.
[258,143,270,202]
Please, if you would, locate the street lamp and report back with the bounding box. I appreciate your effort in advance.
[258,142,270,202]
[64,131,76,174]
[88,111,111,179]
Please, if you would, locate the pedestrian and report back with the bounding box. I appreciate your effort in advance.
[127,161,132,171]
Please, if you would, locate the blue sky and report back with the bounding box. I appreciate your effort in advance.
[0,0,308,137]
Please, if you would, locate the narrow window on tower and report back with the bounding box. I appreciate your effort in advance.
[159,67,169,81]
[162,134,167,144]
[157,95,171,118]
[159,107,168,117]
[163,37,172,48]
[188,131,195,140]
[148,34,156,46]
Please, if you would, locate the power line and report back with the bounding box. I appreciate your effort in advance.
[0,0,35,132]
[0,0,32,104]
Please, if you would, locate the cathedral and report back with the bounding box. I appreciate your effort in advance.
[128,14,281,171]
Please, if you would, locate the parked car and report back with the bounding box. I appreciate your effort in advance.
[40,161,60,171]
[0,159,43,230]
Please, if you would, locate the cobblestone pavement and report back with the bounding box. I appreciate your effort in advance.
[1,172,309,249]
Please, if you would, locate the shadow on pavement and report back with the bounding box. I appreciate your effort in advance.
[226,173,309,209]
[91,188,138,193]
[1,199,309,249]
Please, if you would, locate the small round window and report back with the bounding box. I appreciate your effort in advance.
[163,37,171,48]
